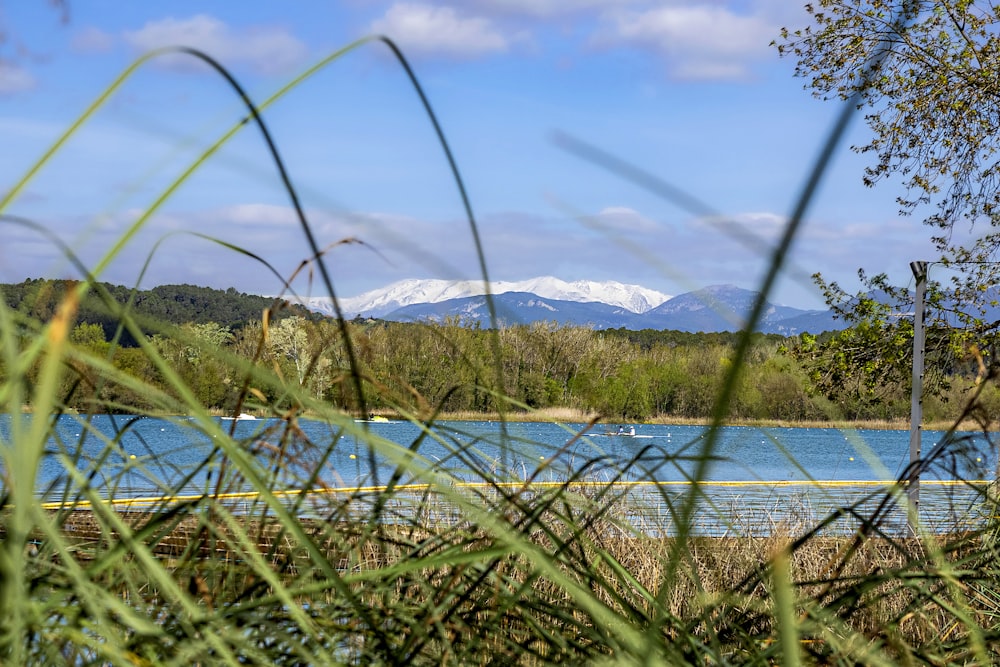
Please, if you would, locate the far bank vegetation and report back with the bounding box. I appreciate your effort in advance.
[5,280,996,424]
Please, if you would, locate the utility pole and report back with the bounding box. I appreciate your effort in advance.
[908,261,928,534]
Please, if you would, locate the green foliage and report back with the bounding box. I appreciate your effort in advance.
[4,276,999,663]
[776,2,1000,417]
[2,32,1000,667]
[784,271,999,420]
[1,279,313,347]
[12,280,998,422]
[776,2,1000,262]
[20,274,1000,423]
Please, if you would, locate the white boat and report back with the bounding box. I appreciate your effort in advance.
[222,413,256,421]
[597,426,638,437]
[354,415,392,423]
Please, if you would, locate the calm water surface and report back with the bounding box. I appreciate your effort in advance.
[4,415,996,535]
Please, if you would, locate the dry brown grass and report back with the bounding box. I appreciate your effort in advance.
[29,504,993,655]
[397,411,989,432]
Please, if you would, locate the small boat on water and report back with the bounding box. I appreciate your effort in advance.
[597,426,637,437]
[355,414,391,423]
[222,413,256,421]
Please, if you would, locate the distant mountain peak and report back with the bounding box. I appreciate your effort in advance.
[293,277,672,319]
[288,279,842,335]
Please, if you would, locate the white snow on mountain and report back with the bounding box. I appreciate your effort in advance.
[292,277,672,318]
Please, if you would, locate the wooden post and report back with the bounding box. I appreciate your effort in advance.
[908,261,927,534]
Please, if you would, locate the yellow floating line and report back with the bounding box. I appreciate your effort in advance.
[39,479,992,511]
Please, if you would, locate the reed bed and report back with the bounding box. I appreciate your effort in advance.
[10,494,1000,664]
[2,35,1000,665]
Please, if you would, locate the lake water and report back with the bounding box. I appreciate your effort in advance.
[4,414,996,535]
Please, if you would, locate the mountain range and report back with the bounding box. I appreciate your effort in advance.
[327,277,671,317]
[292,278,843,335]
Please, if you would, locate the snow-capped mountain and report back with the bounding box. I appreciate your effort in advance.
[383,285,834,334]
[290,279,842,334]
[645,285,814,332]
[294,277,671,319]
[388,292,648,330]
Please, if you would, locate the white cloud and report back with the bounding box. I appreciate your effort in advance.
[371,3,510,58]
[0,61,36,95]
[71,26,115,54]
[598,5,776,80]
[699,211,785,238]
[594,206,658,231]
[0,200,939,309]
[123,15,308,75]
[358,1,784,79]
[468,0,636,18]
[213,203,301,228]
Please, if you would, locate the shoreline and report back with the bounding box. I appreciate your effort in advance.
[378,407,986,433]
[37,406,988,433]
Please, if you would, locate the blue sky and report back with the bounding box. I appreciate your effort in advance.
[0,1,944,309]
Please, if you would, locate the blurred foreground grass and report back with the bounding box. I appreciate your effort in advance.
[2,38,1000,665]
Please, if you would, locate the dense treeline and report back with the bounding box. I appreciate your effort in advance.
[5,279,996,421]
[6,278,996,422]
[2,279,314,346]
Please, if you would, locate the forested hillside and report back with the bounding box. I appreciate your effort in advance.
[1,279,314,346]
